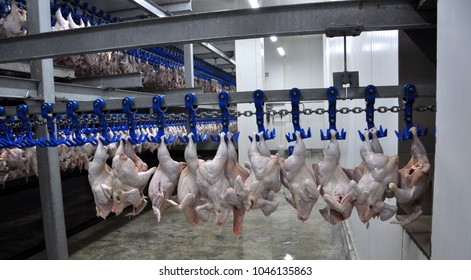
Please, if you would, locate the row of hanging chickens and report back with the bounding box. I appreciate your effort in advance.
[0,2,234,93]
[89,125,431,236]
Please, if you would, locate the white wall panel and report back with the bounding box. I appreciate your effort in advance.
[432,0,471,260]
[236,38,265,165]
[264,35,325,151]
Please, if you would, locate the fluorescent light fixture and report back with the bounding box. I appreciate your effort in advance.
[270,36,278,42]
[277,47,285,56]
[248,0,260,9]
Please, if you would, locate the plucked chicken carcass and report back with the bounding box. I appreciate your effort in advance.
[389,127,432,225]
[0,1,27,38]
[280,131,319,222]
[88,140,114,219]
[111,141,156,216]
[223,132,251,235]
[351,129,399,228]
[169,132,204,225]
[243,132,282,216]
[187,132,233,226]
[148,137,186,221]
[313,130,355,224]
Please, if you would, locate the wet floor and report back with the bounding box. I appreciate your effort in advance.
[30,195,348,260]
[29,151,350,260]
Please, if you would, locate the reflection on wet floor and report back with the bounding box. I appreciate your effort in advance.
[32,198,347,260]
[31,151,348,260]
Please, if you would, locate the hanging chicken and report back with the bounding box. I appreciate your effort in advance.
[351,129,399,228]
[280,131,319,222]
[111,141,156,217]
[389,127,432,225]
[148,137,186,221]
[223,132,251,235]
[243,132,282,217]
[313,130,355,224]
[168,132,209,225]
[88,140,113,219]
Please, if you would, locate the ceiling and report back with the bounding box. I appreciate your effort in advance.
[84,0,327,75]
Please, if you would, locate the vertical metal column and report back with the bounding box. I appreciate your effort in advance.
[28,0,69,259]
[184,44,195,88]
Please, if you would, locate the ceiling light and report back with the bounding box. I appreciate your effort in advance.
[248,0,260,9]
[277,47,285,56]
[270,36,278,42]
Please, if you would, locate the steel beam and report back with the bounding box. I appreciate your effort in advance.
[0,62,75,78]
[28,0,69,260]
[127,0,170,17]
[3,84,436,116]
[200,42,236,65]
[195,51,235,60]
[70,72,143,88]
[0,1,431,64]
[214,63,235,70]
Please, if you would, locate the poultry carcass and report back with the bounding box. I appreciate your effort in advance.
[244,132,282,216]
[111,141,156,216]
[148,137,186,221]
[223,132,251,235]
[168,132,204,225]
[313,130,356,224]
[352,129,399,228]
[88,140,114,219]
[123,139,148,171]
[389,127,432,225]
[189,132,233,226]
[280,131,319,222]
[52,8,68,31]
[1,1,27,37]
[343,127,384,183]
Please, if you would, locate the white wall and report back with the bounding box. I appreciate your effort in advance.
[236,38,265,165]
[431,0,471,260]
[263,35,325,151]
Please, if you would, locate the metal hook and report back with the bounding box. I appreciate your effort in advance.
[286,87,311,142]
[179,93,208,143]
[358,85,388,141]
[248,89,276,142]
[150,95,176,144]
[122,96,147,144]
[211,91,240,142]
[320,86,346,140]
[395,83,428,140]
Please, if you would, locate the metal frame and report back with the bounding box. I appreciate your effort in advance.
[0,0,431,64]
[2,84,436,117]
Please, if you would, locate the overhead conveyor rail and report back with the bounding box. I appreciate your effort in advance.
[0,0,433,64]
[1,84,436,116]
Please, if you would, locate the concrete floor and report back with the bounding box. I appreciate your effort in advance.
[30,195,349,260]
